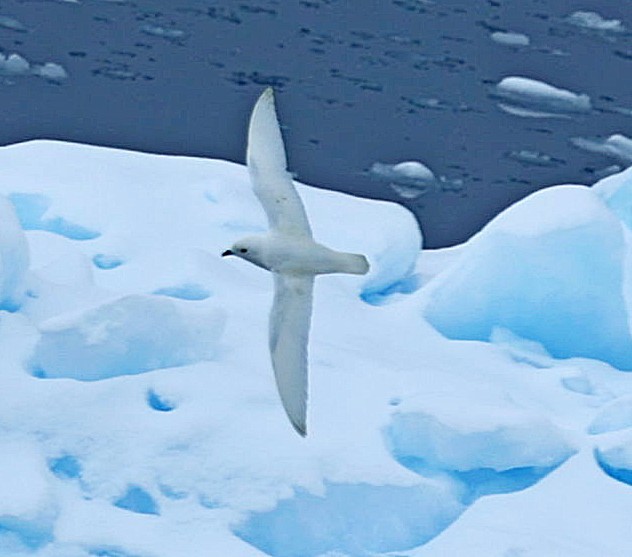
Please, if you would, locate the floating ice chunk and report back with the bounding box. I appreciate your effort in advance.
[566,11,626,33]
[589,396,632,434]
[592,165,632,230]
[141,24,187,40]
[493,76,592,118]
[0,15,27,32]
[369,161,436,199]
[571,134,632,164]
[234,482,464,557]
[490,31,530,47]
[505,149,564,168]
[0,196,29,311]
[31,294,226,380]
[423,185,632,369]
[33,62,69,82]
[0,53,30,75]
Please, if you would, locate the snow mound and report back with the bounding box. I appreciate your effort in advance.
[235,481,464,557]
[423,185,632,369]
[589,396,632,434]
[595,437,632,486]
[31,294,226,380]
[492,76,592,118]
[593,165,632,229]
[386,389,576,500]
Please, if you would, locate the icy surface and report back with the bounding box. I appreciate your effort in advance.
[422,185,632,369]
[493,76,592,118]
[0,140,630,556]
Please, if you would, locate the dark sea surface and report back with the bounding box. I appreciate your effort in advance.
[0,0,630,247]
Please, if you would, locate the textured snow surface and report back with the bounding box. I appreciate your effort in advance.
[0,140,631,557]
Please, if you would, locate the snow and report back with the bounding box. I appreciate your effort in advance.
[493,76,592,118]
[0,139,631,556]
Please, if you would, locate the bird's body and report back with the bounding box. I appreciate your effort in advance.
[222,88,369,436]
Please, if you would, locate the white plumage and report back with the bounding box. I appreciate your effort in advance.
[222,88,369,436]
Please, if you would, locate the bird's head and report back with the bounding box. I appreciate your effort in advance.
[221,236,267,269]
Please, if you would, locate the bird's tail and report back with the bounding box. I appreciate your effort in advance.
[338,253,370,275]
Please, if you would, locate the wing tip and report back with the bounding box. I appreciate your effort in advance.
[290,416,307,437]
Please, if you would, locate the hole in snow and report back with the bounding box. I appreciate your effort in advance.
[114,485,160,515]
[49,454,82,479]
[146,389,176,412]
[93,254,125,270]
[152,283,211,301]
[0,519,53,550]
[594,448,632,486]
[9,192,101,240]
[233,482,464,557]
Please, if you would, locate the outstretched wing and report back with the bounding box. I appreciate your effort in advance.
[247,88,312,238]
[269,273,314,436]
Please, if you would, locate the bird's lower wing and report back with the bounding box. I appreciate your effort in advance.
[247,88,312,239]
[270,273,314,436]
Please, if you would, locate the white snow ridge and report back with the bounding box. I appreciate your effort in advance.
[0,94,631,555]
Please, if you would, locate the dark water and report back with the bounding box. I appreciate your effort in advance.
[0,0,630,247]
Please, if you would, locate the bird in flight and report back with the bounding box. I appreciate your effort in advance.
[222,88,369,436]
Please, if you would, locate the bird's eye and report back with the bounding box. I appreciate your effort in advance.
[240,248,248,253]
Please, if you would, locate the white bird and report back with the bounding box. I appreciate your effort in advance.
[222,88,369,436]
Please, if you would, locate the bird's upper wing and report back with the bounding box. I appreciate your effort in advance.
[269,272,314,436]
[247,88,312,238]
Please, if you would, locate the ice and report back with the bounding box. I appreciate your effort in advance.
[0,139,631,555]
[571,134,632,164]
[0,196,29,311]
[31,294,226,380]
[0,15,27,32]
[369,161,436,199]
[589,396,632,434]
[592,165,632,229]
[566,11,626,33]
[422,185,632,369]
[1,53,30,75]
[492,76,592,118]
[235,482,464,557]
[386,388,576,500]
[33,63,69,82]
[490,31,530,47]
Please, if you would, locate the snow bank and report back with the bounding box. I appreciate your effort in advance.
[386,387,576,500]
[492,76,592,118]
[422,185,632,369]
[31,294,226,380]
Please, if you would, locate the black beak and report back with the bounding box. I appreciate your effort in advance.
[221,250,233,257]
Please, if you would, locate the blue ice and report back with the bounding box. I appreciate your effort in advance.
[114,485,159,515]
